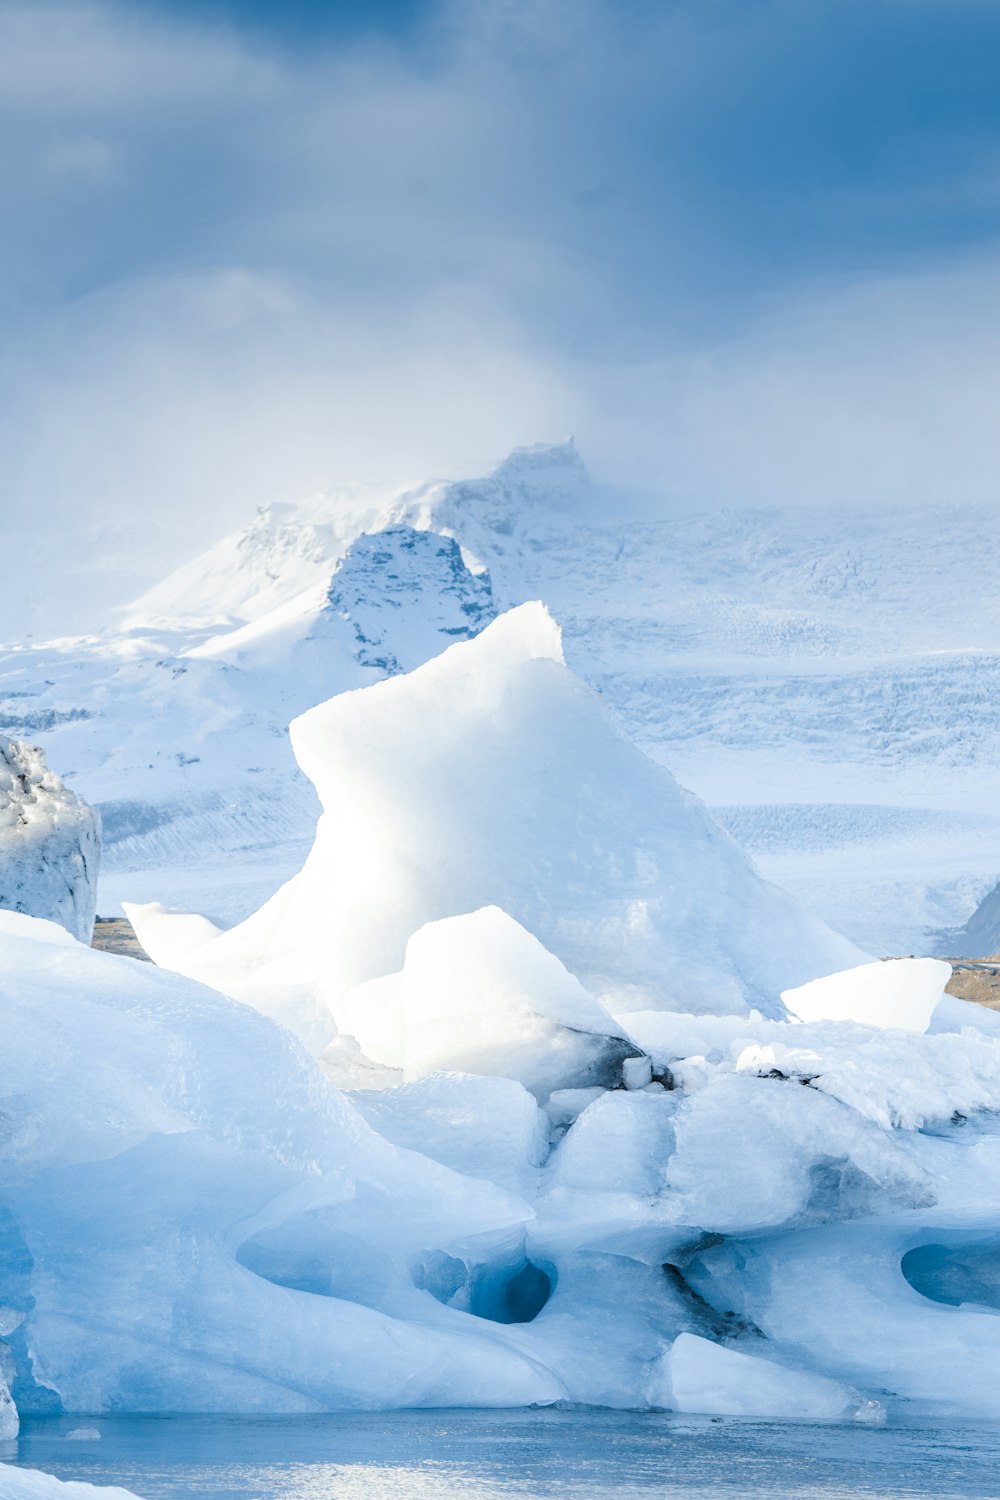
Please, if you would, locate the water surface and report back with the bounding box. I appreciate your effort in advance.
[8,1409,1000,1499]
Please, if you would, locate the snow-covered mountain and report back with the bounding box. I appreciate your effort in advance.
[4,439,1000,951]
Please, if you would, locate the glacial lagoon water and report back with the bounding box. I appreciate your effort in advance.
[7,1409,1000,1500]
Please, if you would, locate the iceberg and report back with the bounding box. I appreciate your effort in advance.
[5,905,1000,1417]
[0,911,562,1415]
[128,603,863,1047]
[0,737,100,943]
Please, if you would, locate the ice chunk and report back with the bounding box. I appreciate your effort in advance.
[665,1073,932,1233]
[0,737,100,943]
[119,902,223,969]
[131,604,863,1043]
[338,907,643,1098]
[8,907,1000,1416]
[622,1056,654,1090]
[0,1375,17,1439]
[628,1002,1000,1132]
[349,1072,549,1197]
[930,991,1000,1037]
[549,1090,677,1198]
[0,1467,141,1499]
[544,1087,606,1127]
[652,1332,857,1420]
[782,958,950,1033]
[689,1208,1000,1421]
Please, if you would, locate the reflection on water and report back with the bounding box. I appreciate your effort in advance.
[7,1408,1000,1500]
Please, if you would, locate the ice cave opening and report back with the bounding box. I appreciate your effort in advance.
[412,1249,554,1324]
[901,1240,1000,1312]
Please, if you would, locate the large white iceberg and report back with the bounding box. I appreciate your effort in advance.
[128,603,862,1046]
[0,738,100,942]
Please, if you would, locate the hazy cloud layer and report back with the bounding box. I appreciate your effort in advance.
[4,0,1000,634]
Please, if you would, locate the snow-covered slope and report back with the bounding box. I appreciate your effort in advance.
[939,879,1000,958]
[119,443,583,635]
[4,440,1000,950]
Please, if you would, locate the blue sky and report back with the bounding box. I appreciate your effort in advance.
[5,0,1000,630]
[13,0,1000,330]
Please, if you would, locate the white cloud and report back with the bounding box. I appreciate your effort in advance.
[576,255,1000,510]
[0,2,281,114]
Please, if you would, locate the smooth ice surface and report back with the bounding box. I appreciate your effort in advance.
[0,913,567,1414]
[0,738,99,942]
[337,907,642,1098]
[782,958,951,1032]
[130,604,862,1040]
[13,1411,1000,1500]
[653,1332,857,1421]
[348,1073,549,1198]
